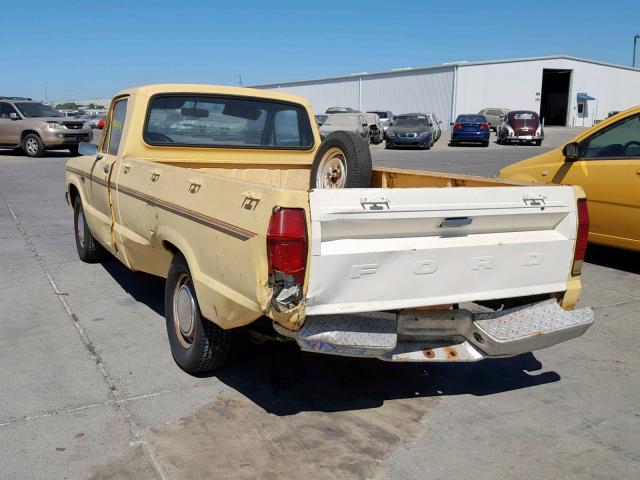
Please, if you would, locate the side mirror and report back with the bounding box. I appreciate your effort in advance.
[449,122,454,126]
[563,142,580,162]
[438,120,442,124]
[79,142,99,157]
[9,112,19,120]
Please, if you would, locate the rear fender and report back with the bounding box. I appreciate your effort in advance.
[155,224,263,329]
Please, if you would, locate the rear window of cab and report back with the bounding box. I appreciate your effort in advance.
[144,94,314,149]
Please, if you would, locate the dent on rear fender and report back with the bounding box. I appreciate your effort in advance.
[268,302,306,331]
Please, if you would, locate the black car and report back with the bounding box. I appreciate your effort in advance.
[385,113,434,149]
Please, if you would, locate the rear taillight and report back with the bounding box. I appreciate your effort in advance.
[480,123,489,130]
[572,198,589,276]
[453,123,462,129]
[267,207,308,284]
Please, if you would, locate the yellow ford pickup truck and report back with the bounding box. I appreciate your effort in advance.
[66,84,593,373]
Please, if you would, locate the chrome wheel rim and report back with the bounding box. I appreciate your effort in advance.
[173,274,196,347]
[76,208,85,248]
[316,147,347,188]
[25,138,38,155]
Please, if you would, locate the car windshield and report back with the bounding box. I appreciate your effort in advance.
[369,111,388,119]
[457,115,486,123]
[15,102,64,118]
[394,115,428,127]
[511,112,538,120]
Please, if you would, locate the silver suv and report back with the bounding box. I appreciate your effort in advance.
[0,97,93,157]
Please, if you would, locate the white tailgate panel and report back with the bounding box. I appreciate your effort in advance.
[307,186,577,315]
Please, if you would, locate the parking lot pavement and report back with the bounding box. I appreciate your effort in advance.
[1,143,639,480]
[371,126,582,176]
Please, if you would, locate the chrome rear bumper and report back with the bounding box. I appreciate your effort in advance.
[274,300,593,362]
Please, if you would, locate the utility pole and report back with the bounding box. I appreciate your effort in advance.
[634,34,640,68]
[238,74,243,86]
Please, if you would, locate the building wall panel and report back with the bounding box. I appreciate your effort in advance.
[456,58,640,126]
[361,68,455,126]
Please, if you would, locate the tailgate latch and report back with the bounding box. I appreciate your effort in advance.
[439,217,472,228]
[523,194,546,207]
[360,196,389,211]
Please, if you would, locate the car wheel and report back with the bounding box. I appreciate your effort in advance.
[73,196,106,263]
[68,145,80,156]
[534,140,542,146]
[482,141,489,147]
[310,131,372,189]
[165,253,232,374]
[22,133,45,158]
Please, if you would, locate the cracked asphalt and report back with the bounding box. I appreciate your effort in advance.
[1,129,639,479]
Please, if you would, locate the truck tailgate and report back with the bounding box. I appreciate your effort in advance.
[306,186,578,315]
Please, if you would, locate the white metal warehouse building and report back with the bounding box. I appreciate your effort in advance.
[256,56,640,130]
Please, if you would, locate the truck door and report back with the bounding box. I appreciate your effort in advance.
[89,96,128,250]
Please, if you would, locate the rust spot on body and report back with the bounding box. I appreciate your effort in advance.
[444,347,458,359]
[423,349,435,358]
[532,331,544,337]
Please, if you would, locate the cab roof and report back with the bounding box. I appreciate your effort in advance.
[115,83,312,108]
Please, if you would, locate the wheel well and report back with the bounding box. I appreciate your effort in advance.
[21,130,40,140]
[162,240,180,257]
[68,184,80,206]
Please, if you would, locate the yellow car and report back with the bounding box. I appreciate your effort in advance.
[500,106,640,252]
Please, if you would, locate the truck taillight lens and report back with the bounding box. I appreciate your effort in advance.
[480,123,489,130]
[267,208,308,284]
[572,198,589,276]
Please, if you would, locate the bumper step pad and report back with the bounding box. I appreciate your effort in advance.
[274,300,594,362]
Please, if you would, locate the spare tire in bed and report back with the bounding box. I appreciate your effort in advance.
[310,131,372,189]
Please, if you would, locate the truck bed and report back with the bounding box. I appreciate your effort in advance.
[154,161,577,301]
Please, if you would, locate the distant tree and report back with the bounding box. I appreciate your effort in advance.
[84,103,106,109]
[55,102,79,110]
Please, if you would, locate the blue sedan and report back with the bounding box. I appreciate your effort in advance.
[449,114,491,147]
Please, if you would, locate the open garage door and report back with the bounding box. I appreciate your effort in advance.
[540,69,571,126]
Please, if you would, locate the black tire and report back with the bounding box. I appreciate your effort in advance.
[165,253,232,374]
[68,145,80,156]
[482,141,489,147]
[22,133,45,158]
[310,131,372,189]
[73,196,106,263]
[534,140,542,146]
[449,141,457,147]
